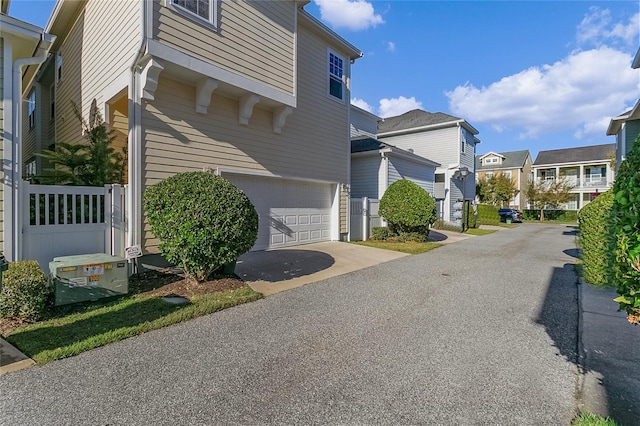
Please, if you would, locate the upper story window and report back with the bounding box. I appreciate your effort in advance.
[485,172,494,179]
[50,85,55,120]
[171,0,217,27]
[56,52,62,82]
[28,90,36,129]
[328,50,344,101]
[460,128,467,153]
[504,171,512,179]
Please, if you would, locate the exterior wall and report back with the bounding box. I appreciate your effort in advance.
[153,0,295,96]
[55,0,141,148]
[379,126,459,168]
[22,84,38,172]
[350,107,378,138]
[350,155,380,199]
[0,37,3,251]
[141,21,351,251]
[449,177,464,219]
[388,156,435,197]
[624,120,640,158]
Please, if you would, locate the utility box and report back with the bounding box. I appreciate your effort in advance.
[50,253,128,306]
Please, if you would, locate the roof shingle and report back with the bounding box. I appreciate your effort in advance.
[377,109,462,134]
[533,144,615,165]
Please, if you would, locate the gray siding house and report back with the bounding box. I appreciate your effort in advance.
[607,99,640,168]
[351,137,440,200]
[350,105,379,139]
[376,109,480,225]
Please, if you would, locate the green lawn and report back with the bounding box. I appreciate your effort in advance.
[5,286,262,365]
[463,228,497,236]
[352,240,442,254]
[572,412,619,426]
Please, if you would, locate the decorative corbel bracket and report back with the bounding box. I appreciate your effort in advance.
[272,106,293,134]
[196,78,218,114]
[140,58,164,101]
[238,94,260,125]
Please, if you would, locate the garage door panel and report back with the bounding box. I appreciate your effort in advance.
[226,174,333,250]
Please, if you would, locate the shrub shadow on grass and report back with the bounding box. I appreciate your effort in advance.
[6,297,186,358]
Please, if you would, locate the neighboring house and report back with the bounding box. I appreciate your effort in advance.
[350,105,379,139]
[28,0,362,255]
[351,137,440,200]
[532,143,616,211]
[1,0,54,261]
[376,109,480,225]
[607,99,640,168]
[475,150,532,210]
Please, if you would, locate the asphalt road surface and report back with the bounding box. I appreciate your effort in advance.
[0,223,580,425]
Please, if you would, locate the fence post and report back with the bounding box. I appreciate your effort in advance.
[362,197,369,241]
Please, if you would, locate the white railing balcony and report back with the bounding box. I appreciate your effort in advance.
[581,177,609,188]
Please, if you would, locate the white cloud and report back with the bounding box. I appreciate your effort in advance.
[387,41,396,52]
[446,47,639,139]
[378,96,423,118]
[577,7,640,46]
[351,97,374,112]
[314,0,384,31]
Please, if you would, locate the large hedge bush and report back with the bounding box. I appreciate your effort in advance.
[477,204,500,225]
[0,261,51,320]
[577,190,614,287]
[610,135,640,323]
[144,172,259,283]
[379,179,437,239]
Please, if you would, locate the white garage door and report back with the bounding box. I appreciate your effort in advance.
[225,174,334,250]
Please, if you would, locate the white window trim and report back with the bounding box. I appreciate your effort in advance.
[460,128,466,153]
[327,48,345,103]
[56,51,62,83]
[27,90,36,130]
[167,0,218,30]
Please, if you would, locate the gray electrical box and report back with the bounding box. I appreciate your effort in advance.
[50,253,128,306]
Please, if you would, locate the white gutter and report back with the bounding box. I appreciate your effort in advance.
[11,33,55,261]
[127,0,149,257]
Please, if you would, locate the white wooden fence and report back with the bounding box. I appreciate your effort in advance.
[350,197,381,241]
[22,182,127,269]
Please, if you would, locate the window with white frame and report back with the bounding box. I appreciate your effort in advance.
[461,128,467,153]
[50,85,55,120]
[56,51,62,82]
[503,171,512,179]
[28,90,36,129]
[328,50,344,101]
[485,172,494,179]
[171,0,217,27]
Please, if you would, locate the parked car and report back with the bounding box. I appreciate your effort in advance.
[498,208,522,223]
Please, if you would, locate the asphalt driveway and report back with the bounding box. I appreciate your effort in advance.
[0,224,579,425]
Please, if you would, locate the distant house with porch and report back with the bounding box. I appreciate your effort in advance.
[475,150,532,210]
[531,144,615,211]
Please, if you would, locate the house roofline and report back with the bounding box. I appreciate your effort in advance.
[478,151,505,160]
[607,99,640,135]
[633,47,640,69]
[297,9,363,59]
[351,104,380,121]
[351,146,440,168]
[378,119,479,138]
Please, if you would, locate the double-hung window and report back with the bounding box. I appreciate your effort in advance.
[28,90,36,130]
[460,128,467,153]
[171,0,217,27]
[56,52,62,82]
[328,50,344,101]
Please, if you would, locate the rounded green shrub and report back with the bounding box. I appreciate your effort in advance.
[144,172,259,283]
[371,226,394,241]
[379,179,437,239]
[0,261,51,320]
[610,135,640,322]
[577,190,614,287]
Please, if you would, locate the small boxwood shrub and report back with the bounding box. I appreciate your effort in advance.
[610,135,640,322]
[577,190,614,287]
[144,172,259,283]
[0,261,51,320]
[379,179,436,239]
[371,226,394,241]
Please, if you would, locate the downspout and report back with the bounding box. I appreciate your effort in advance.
[11,33,55,261]
[127,0,149,259]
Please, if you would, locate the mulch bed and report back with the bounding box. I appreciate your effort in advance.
[0,269,247,336]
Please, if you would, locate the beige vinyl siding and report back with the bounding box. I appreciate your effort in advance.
[108,95,128,183]
[0,38,3,251]
[350,107,377,138]
[55,0,140,148]
[154,0,295,96]
[141,23,350,252]
[380,126,459,169]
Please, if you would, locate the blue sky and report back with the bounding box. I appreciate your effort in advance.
[7,0,640,161]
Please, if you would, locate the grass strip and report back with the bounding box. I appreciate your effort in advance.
[5,286,262,365]
[463,228,496,236]
[352,241,442,254]
[572,412,619,426]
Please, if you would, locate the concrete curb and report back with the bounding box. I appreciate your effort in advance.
[0,337,35,375]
